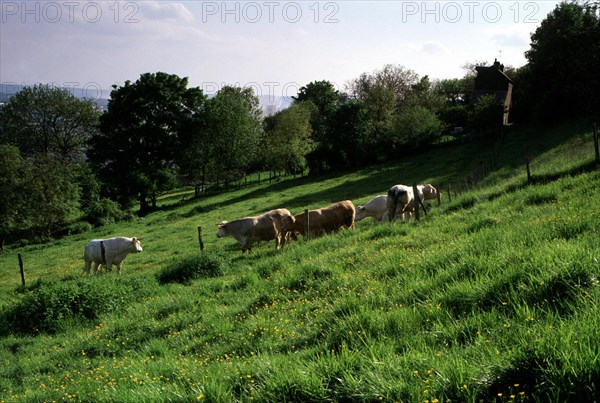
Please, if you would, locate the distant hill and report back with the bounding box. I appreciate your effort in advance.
[0,83,292,115]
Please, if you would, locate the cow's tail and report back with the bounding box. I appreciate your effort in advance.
[387,187,406,222]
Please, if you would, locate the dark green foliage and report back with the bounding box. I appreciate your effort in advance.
[0,276,156,335]
[0,147,80,239]
[156,254,224,284]
[469,94,505,138]
[261,102,313,175]
[0,84,100,159]
[90,72,208,212]
[83,197,131,226]
[525,2,600,122]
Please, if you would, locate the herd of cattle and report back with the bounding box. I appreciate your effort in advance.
[82,184,439,275]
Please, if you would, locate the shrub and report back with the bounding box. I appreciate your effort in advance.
[156,254,223,284]
[0,276,157,335]
[84,198,130,226]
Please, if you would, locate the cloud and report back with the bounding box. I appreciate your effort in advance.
[421,41,449,55]
[139,1,195,24]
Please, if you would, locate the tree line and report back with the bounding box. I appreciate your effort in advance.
[0,1,598,250]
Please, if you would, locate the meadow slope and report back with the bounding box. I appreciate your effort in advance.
[0,121,599,402]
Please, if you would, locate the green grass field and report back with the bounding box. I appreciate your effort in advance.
[0,120,599,402]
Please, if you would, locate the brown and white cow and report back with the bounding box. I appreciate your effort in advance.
[216,208,291,252]
[280,200,355,240]
[83,237,143,276]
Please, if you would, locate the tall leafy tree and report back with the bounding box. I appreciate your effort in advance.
[294,80,344,143]
[262,102,314,175]
[202,86,262,185]
[90,72,207,212]
[27,154,80,235]
[525,2,600,121]
[0,146,79,248]
[0,145,29,251]
[0,84,100,159]
[347,64,419,107]
[293,81,348,172]
[327,100,371,166]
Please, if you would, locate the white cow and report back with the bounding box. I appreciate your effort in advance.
[387,184,439,222]
[355,195,389,223]
[83,237,143,276]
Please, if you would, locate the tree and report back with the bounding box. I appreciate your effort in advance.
[364,83,396,149]
[468,94,505,138]
[327,100,371,166]
[202,86,262,186]
[0,146,79,249]
[90,72,207,212]
[392,105,444,150]
[525,2,600,121]
[27,154,80,235]
[347,64,419,106]
[262,102,314,175]
[0,84,100,159]
[294,81,344,144]
[0,145,30,251]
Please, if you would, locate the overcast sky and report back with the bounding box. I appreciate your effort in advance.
[0,1,561,99]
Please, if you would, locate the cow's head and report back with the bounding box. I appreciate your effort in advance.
[131,237,143,253]
[355,206,366,222]
[216,221,228,237]
[422,184,438,200]
[280,215,296,233]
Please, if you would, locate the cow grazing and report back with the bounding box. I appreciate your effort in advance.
[280,200,355,239]
[83,237,143,276]
[216,208,292,252]
[387,184,439,222]
[355,195,389,223]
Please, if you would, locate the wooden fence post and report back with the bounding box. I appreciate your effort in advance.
[436,186,441,207]
[304,209,310,241]
[594,122,599,164]
[197,226,204,252]
[526,157,532,184]
[18,253,25,286]
[447,184,452,203]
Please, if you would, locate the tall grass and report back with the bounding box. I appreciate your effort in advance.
[0,120,599,401]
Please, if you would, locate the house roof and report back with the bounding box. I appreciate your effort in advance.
[474,59,513,91]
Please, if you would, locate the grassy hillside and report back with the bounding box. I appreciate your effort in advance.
[0,120,599,402]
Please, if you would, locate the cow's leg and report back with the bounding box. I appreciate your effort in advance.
[92,261,100,275]
[242,239,253,253]
[105,261,112,273]
[116,262,123,275]
[84,259,91,276]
